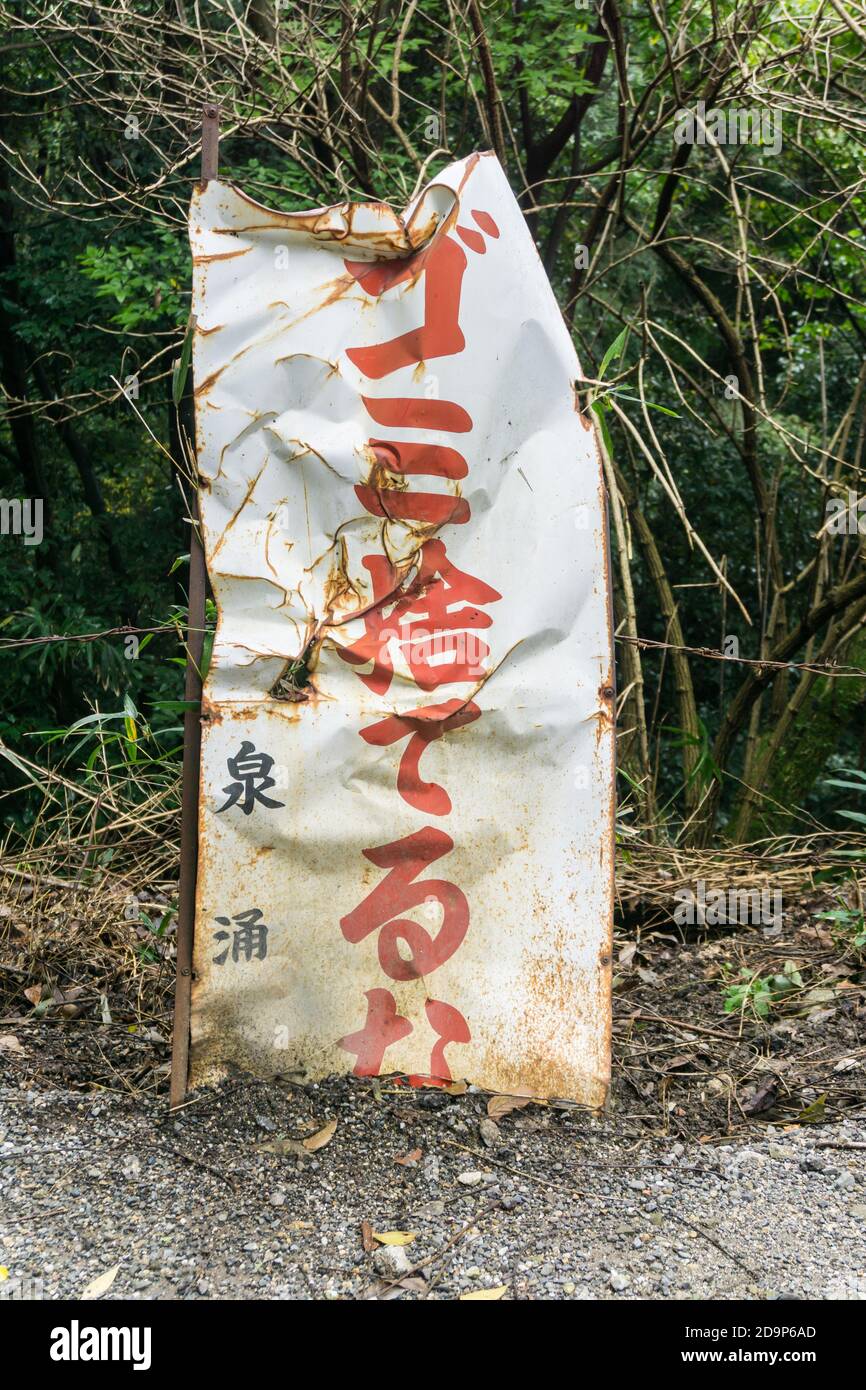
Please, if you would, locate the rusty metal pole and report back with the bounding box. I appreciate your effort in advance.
[169,103,219,1109]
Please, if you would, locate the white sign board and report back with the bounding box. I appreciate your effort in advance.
[187,153,614,1103]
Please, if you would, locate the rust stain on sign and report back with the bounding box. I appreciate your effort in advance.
[187,153,614,1104]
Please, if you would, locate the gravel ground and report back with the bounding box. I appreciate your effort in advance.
[2,1075,866,1301]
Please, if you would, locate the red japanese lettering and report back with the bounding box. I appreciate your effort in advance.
[338,538,501,695]
[345,235,467,378]
[355,484,469,527]
[344,211,500,379]
[338,988,412,1075]
[336,552,401,696]
[339,827,468,981]
[426,998,471,1081]
[339,203,503,1072]
[360,698,482,815]
[471,209,500,238]
[370,441,468,480]
[362,396,472,433]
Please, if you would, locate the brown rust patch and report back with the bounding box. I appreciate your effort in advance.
[204,187,443,257]
[194,363,229,397]
[595,679,615,743]
[321,535,365,615]
[365,447,409,498]
[208,460,268,566]
[200,694,222,725]
[193,248,252,264]
[278,272,357,326]
[269,644,317,703]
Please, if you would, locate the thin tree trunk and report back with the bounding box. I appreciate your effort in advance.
[599,434,656,830]
[615,463,701,814]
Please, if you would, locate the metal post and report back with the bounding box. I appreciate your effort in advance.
[169,103,220,1109]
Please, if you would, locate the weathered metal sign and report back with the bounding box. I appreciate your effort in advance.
[187,152,614,1104]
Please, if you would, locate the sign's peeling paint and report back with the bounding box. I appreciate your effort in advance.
[187,152,614,1103]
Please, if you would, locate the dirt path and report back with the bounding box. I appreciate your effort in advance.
[3,912,866,1300]
[2,1076,866,1301]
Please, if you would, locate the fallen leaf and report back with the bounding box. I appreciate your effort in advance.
[0,1035,23,1053]
[636,967,659,985]
[740,1076,778,1116]
[394,1148,422,1166]
[834,1057,860,1073]
[798,988,836,1008]
[256,1137,307,1157]
[0,1267,8,1281]
[460,1286,507,1300]
[82,1264,120,1300]
[444,1080,468,1096]
[303,1119,337,1152]
[23,986,42,1006]
[479,1118,500,1147]
[795,1093,828,1125]
[804,1008,835,1025]
[361,1220,375,1253]
[372,1230,417,1246]
[396,1276,427,1294]
[486,1094,531,1120]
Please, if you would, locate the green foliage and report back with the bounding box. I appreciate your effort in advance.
[815,903,866,953]
[823,767,866,829]
[722,960,803,1018]
[487,1,604,107]
[78,229,186,332]
[0,0,864,849]
[133,905,175,965]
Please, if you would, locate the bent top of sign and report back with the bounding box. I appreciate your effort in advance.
[187,152,614,1105]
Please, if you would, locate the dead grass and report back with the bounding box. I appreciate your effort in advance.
[617,827,866,929]
[0,729,181,1074]
[1,741,865,1120]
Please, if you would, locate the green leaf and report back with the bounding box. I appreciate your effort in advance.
[590,399,614,456]
[598,326,628,379]
[199,630,214,682]
[172,316,194,406]
[795,1094,828,1125]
